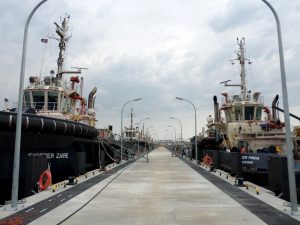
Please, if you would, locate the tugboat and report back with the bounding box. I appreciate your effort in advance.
[0,15,104,204]
[215,38,288,154]
[199,38,300,199]
[122,109,151,158]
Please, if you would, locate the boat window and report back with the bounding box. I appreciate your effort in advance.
[24,92,31,107]
[234,106,242,121]
[32,91,44,110]
[48,92,58,110]
[256,106,262,120]
[245,106,255,120]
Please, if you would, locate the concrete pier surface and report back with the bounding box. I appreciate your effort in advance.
[2,146,299,224]
[30,146,278,225]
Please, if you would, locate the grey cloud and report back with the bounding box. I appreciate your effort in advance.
[1,0,299,139]
[208,1,261,33]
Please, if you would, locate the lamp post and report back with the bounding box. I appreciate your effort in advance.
[176,97,197,161]
[167,125,177,143]
[137,118,150,153]
[164,133,171,142]
[167,125,177,156]
[145,125,154,144]
[11,0,48,209]
[145,125,154,135]
[144,125,153,162]
[166,129,174,142]
[261,0,298,214]
[121,98,142,163]
[149,132,157,147]
[170,116,183,154]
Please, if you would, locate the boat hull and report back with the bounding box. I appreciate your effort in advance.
[0,111,113,204]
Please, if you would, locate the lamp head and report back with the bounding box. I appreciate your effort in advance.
[175,97,183,100]
[134,98,142,101]
[170,116,175,119]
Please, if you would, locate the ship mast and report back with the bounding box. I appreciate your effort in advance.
[54,15,70,80]
[222,37,251,101]
[238,38,247,100]
[130,108,134,129]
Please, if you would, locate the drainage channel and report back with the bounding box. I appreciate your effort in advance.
[178,156,300,225]
[0,159,135,225]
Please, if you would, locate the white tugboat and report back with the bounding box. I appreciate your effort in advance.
[214,37,290,154]
[23,15,97,126]
[201,38,300,199]
[0,15,105,204]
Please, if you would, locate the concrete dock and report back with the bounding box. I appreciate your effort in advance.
[1,146,300,225]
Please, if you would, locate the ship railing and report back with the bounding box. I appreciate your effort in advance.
[47,102,58,111]
[33,101,58,111]
[221,94,264,105]
[243,131,286,138]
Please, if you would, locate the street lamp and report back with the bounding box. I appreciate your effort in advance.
[170,116,183,154]
[164,133,171,142]
[121,98,142,163]
[261,0,298,214]
[145,125,154,136]
[11,0,48,209]
[144,125,154,162]
[137,118,150,153]
[167,125,177,143]
[176,97,197,161]
[165,129,174,142]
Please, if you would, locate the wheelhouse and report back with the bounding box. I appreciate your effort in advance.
[23,89,71,112]
[222,94,263,123]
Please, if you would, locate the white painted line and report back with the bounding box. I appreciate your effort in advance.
[48,198,54,202]
[57,194,62,197]
[68,195,73,198]
[61,198,66,202]
[25,207,34,213]
[40,208,47,213]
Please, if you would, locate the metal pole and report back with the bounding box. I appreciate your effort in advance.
[145,125,153,160]
[137,117,150,159]
[11,0,48,209]
[167,125,176,144]
[120,98,142,163]
[261,0,298,214]
[175,97,197,162]
[166,130,173,142]
[170,117,183,154]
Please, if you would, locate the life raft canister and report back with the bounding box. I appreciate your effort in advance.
[39,169,52,191]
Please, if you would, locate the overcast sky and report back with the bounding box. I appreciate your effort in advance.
[0,0,300,140]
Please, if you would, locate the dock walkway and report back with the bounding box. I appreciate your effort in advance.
[2,147,300,225]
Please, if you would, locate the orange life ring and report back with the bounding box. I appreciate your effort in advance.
[202,154,213,165]
[39,169,52,191]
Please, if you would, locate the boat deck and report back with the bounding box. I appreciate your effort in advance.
[1,146,300,225]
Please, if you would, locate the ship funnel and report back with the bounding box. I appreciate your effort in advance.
[213,96,220,123]
[88,87,97,108]
[272,94,279,121]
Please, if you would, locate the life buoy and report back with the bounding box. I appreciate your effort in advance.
[39,169,52,191]
[202,154,213,166]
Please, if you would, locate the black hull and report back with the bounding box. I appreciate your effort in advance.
[0,112,114,204]
[0,111,98,138]
[198,149,300,201]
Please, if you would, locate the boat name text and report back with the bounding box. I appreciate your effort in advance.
[27,152,69,159]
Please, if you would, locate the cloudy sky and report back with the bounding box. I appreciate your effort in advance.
[0,0,300,140]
